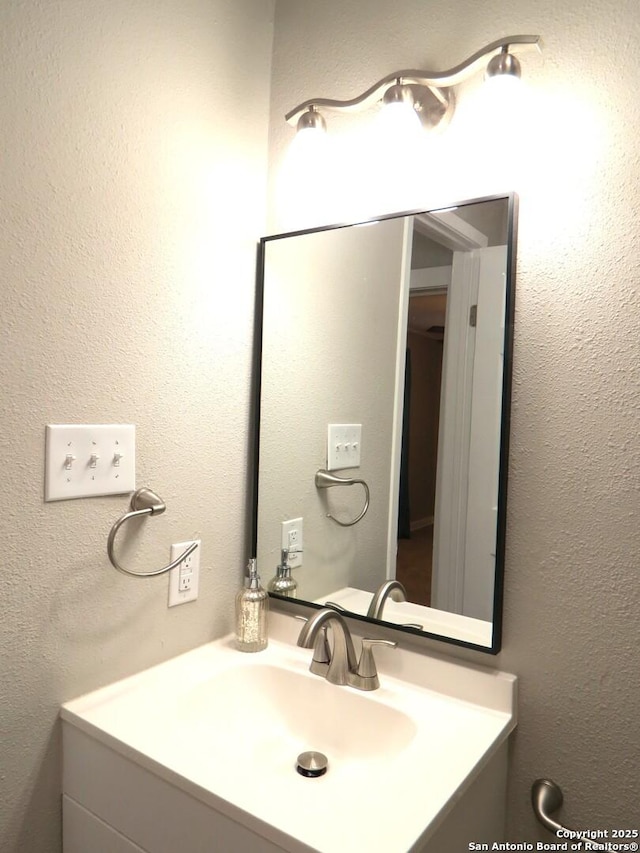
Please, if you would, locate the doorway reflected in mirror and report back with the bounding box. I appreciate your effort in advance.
[396,287,446,607]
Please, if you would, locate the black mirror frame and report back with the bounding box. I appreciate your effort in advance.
[250,192,518,655]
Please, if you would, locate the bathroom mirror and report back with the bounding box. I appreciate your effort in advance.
[253,193,517,653]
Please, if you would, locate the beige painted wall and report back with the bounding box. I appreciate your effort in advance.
[257,219,407,600]
[268,0,640,838]
[0,1,274,850]
[3,0,639,848]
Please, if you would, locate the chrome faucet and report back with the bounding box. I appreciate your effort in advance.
[366,579,408,619]
[297,608,396,691]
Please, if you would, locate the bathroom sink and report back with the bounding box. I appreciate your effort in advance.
[175,663,417,765]
[61,613,516,852]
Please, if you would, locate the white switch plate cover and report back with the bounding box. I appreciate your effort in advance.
[45,424,135,501]
[168,540,201,607]
[281,518,303,569]
[327,424,362,471]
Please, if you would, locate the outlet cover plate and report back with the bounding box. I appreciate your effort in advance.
[281,518,303,569]
[168,540,201,606]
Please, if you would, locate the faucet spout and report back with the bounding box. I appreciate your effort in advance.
[366,580,407,619]
[297,608,358,686]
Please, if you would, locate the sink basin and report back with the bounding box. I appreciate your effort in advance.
[61,613,517,852]
[176,663,417,765]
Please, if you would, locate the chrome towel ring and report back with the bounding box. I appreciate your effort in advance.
[531,780,614,851]
[107,487,198,578]
[315,469,370,527]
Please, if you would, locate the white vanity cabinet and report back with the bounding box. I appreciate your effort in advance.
[62,723,508,853]
[64,796,146,853]
[62,724,286,853]
[61,615,516,853]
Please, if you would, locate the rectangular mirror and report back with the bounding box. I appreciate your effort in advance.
[253,193,517,653]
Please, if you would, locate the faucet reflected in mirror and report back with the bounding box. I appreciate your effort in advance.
[255,193,517,653]
[325,585,424,631]
[366,579,407,618]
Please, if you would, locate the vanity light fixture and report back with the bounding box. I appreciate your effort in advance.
[296,105,327,134]
[285,34,541,135]
[485,45,522,81]
[382,82,417,110]
[379,80,423,136]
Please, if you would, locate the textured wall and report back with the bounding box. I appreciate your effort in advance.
[268,0,640,838]
[257,218,407,599]
[0,1,274,850]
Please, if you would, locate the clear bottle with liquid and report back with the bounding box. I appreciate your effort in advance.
[267,548,298,598]
[235,558,268,652]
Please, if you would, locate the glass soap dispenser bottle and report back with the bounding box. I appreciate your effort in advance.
[268,548,298,598]
[235,558,268,652]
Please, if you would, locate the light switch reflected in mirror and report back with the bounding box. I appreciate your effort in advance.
[254,194,517,653]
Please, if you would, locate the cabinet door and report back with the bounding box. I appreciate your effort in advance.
[64,795,149,853]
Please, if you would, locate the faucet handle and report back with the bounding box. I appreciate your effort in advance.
[309,625,331,675]
[348,638,398,691]
[294,616,330,673]
[358,638,397,678]
[324,601,348,613]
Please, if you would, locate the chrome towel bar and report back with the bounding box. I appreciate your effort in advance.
[531,779,614,851]
[315,469,370,527]
[107,487,198,578]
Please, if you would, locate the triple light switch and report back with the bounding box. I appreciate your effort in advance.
[45,424,136,501]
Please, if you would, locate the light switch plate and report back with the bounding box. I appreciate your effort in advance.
[45,424,135,501]
[327,424,362,471]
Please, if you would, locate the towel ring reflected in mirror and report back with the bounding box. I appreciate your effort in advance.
[315,469,370,527]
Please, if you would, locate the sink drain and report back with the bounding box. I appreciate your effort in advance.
[296,751,328,778]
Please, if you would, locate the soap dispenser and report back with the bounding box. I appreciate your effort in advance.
[235,558,268,652]
[268,548,298,598]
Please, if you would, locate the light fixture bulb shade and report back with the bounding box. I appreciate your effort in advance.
[485,51,522,80]
[378,83,422,143]
[296,108,327,134]
[382,83,415,108]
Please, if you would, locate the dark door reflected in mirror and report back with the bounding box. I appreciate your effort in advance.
[396,289,445,606]
[253,194,517,653]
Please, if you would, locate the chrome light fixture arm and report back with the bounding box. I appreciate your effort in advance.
[285,34,541,129]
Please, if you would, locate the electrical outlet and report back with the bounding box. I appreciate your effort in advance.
[168,540,200,607]
[281,518,303,569]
